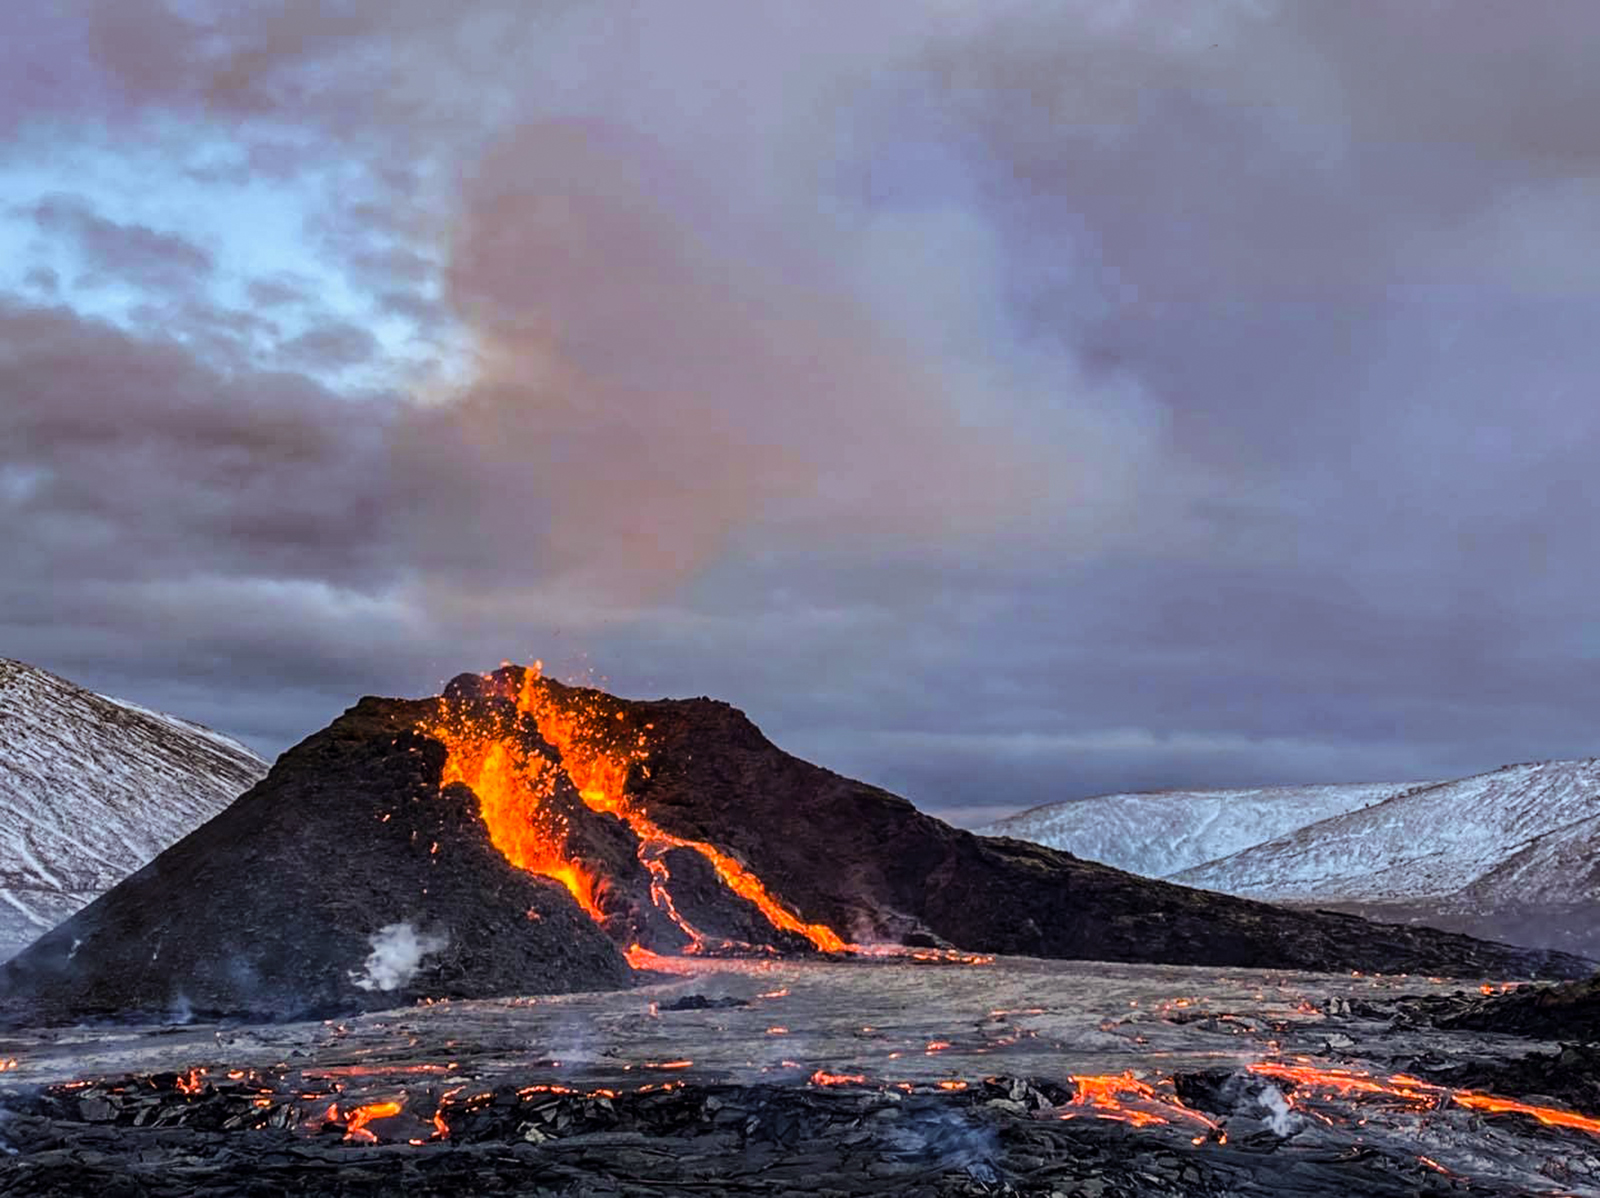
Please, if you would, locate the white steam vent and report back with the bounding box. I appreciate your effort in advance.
[350,922,449,992]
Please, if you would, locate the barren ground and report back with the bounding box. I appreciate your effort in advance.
[2,955,1597,1196]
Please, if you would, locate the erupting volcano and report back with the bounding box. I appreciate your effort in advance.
[1,662,1588,1025]
[425,667,845,956]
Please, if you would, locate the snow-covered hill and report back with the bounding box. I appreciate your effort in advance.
[0,658,267,959]
[1169,760,1600,907]
[974,781,1425,878]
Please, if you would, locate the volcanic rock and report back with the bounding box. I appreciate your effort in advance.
[0,697,631,1024]
[1438,974,1600,1042]
[472,666,1591,979]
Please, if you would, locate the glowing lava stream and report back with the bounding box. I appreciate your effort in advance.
[426,725,605,921]
[1247,1061,1600,1136]
[425,666,846,954]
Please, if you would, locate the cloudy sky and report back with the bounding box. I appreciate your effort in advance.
[6,2,1600,825]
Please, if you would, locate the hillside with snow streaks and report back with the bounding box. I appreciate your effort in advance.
[974,781,1424,879]
[0,659,267,960]
[1170,759,1600,905]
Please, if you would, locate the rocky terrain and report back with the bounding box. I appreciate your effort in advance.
[0,659,267,961]
[1172,760,1600,905]
[982,757,1600,960]
[1172,759,1600,958]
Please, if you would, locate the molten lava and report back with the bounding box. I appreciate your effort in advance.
[424,713,603,920]
[810,1070,868,1086]
[1247,1060,1600,1136]
[337,1098,406,1143]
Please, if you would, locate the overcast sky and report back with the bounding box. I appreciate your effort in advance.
[5,2,1600,825]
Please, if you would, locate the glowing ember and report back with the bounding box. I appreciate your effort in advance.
[810,1070,869,1086]
[174,1067,207,1095]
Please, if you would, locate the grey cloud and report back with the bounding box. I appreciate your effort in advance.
[276,321,380,370]
[27,193,214,293]
[248,275,314,308]
[0,298,397,588]
[376,288,447,328]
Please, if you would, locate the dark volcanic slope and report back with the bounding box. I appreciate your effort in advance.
[0,698,630,1025]
[519,671,1592,980]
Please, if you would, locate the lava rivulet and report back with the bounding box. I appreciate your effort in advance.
[509,669,848,953]
[1247,1060,1600,1135]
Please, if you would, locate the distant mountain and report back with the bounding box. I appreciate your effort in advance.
[1169,760,1600,958]
[0,658,267,960]
[1170,760,1600,902]
[974,781,1425,878]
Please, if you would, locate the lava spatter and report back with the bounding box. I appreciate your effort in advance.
[422,710,604,921]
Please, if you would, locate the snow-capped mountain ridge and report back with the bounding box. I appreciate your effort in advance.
[1170,758,1600,907]
[0,658,268,959]
[976,779,1430,879]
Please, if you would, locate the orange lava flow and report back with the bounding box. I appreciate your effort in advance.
[1451,1092,1600,1135]
[1248,1061,1600,1136]
[1247,1062,1440,1108]
[1063,1073,1220,1133]
[508,668,847,954]
[423,713,604,920]
[625,943,674,970]
[429,665,987,962]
